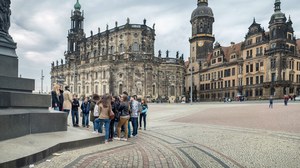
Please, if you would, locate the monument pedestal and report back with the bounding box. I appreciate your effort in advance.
[0,31,67,142]
[0,33,18,77]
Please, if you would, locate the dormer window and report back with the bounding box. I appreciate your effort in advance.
[287,33,293,40]
[247,39,253,45]
[256,36,262,43]
[212,59,216,64]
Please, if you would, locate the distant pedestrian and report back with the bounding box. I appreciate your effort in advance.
[139,99,148,130]
[114,94,130,141]
[51,83,61,111]
[130,95,140,137]
[284,95,289,106]
[90,94,100,133]
[94,94,112,144]
[269,96,273,109]
[109,96,120,140]
[71,94,80,127]
[81,97,90,128]
[59,86,64,111]
[63,86,73,120]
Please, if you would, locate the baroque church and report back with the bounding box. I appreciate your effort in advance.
[186,0,300,101]
[51,0,186,102]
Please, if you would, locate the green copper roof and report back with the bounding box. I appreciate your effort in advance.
[74,0,81,10]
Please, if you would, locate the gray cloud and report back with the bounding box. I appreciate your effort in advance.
[9,0,300,92]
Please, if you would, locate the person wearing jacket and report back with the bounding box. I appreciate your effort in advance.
[90,94,100,133]
[109,96,120,140]
[130,95,140,137]
[71,94,80,127]
[94,94,111,144]
[81,97,90,128]
[139,99,148,130]
[51,83,61,111]
[114,94,130,141]
[63,86,72,118]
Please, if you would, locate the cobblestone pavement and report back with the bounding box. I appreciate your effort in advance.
[35,102,300,168]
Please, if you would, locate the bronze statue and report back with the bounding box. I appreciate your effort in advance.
[0,0,11,34]
[127,17,130,24]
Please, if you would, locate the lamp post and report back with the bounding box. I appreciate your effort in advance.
[41,70,44,94]
[189,67,194,104]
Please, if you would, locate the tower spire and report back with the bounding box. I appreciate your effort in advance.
[197,0,208,6]
[274,0,281,12]
[74,0,81,10]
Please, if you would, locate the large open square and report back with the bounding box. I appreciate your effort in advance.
[33,101,300,168]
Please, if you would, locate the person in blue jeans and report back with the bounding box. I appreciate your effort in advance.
[71,94,80,127]
[81,97,90,128]
[95,94,111,144]
[130,95,140,137]
[139,99,148,130]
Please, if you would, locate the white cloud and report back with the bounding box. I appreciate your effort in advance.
[8,0,300,91]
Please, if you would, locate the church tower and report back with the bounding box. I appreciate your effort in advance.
[266,0,297,96]
[189,0,215,63]
[65,0,85,64]
[186,0,215,102]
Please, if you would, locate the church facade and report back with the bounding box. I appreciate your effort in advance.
[186,0,300,101]
[50,0,185,102]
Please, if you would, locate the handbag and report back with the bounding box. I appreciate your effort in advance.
[109,110,115,120]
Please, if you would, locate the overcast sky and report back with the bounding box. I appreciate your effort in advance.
[9,0,300,92]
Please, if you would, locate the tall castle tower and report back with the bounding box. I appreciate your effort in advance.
[266,0,297,95]
[65,0,85,65]
[189,0,215,63]
[186,0,215,101]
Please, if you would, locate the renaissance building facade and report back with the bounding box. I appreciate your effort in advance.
[186,0,300,101]
[51,0,185,102]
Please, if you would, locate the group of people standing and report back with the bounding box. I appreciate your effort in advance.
[51,84,148,144]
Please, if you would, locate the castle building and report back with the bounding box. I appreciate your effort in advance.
[186,0,300,101]
[51,0,185,102]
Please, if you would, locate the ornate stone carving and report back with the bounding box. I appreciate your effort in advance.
[0,0,11,34]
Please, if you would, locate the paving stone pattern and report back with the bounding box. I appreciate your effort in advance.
[35,102,300,168]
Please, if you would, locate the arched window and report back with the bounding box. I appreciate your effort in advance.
[103,85,107,94]
[95,85,98,94]
[110,46,114,54]
[272,29,276,38]
[133,42,139,52]
[102,48,105,55]
[103,70,106,79]
[152,85,156,96]
[93,50,97,57]
[119,84,123,95]
[171,86,175,96]
[86,52,90,59]
[119,44,124,53]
